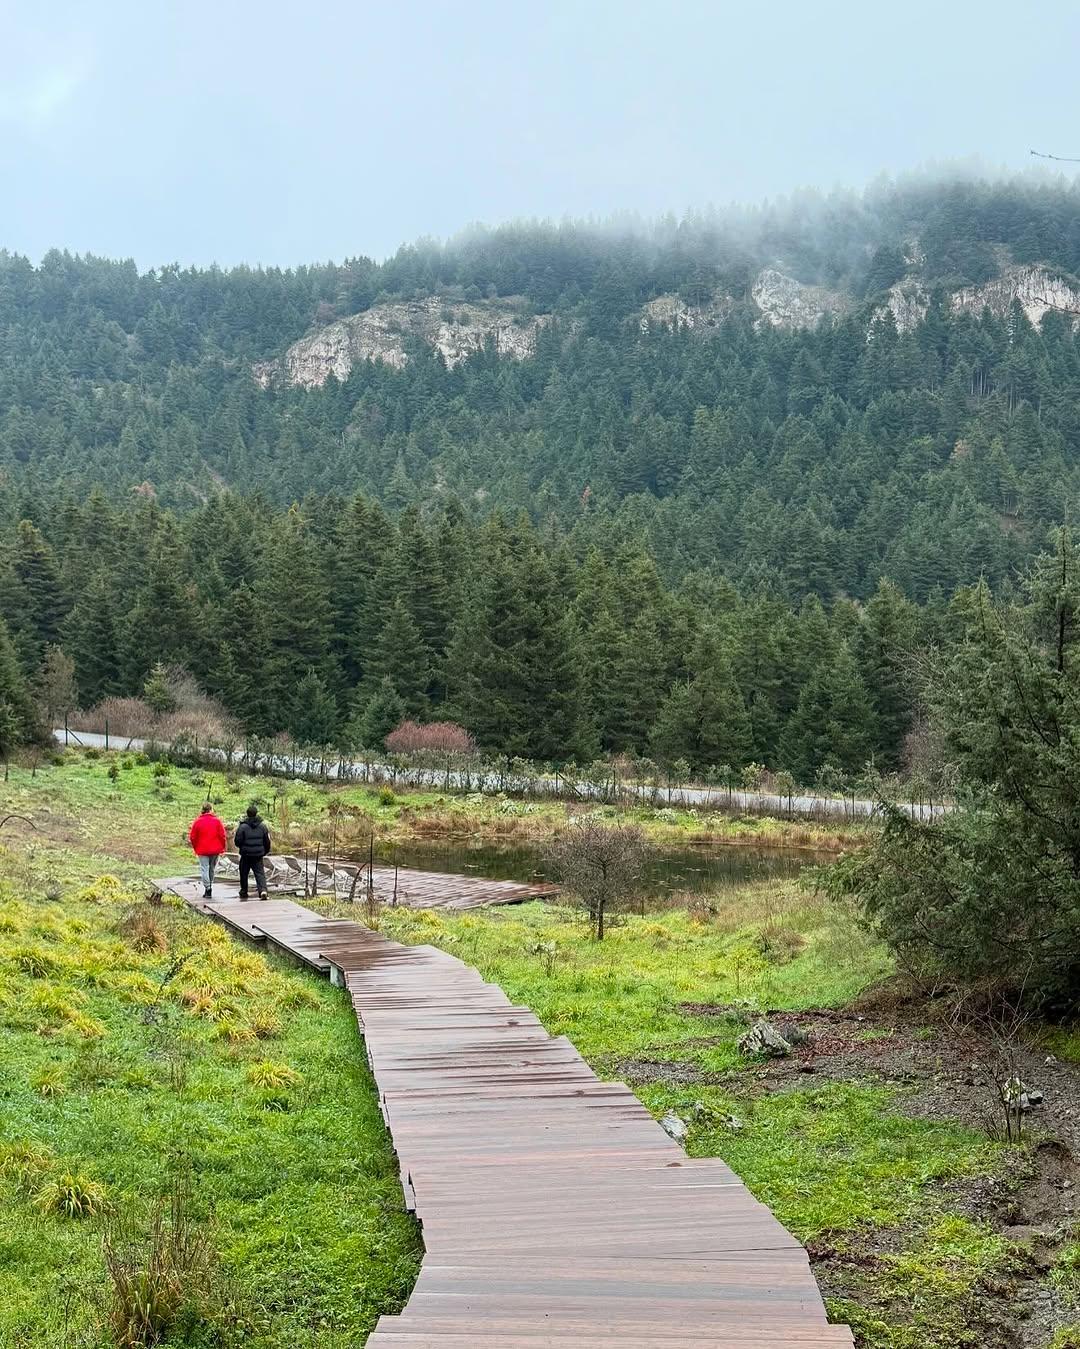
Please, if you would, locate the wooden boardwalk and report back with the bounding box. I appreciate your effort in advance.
[162,878,853,1348]
[216,853,559,910]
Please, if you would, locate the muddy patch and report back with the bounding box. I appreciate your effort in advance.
[616,1001,1080,1346]
[810,1143,1080,1348]
[760,1013,1080,1166]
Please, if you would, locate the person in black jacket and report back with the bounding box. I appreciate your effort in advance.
[234,804,272,901]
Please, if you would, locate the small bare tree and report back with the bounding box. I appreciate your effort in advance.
[550,820,648,940]
[946,985,1035,1144]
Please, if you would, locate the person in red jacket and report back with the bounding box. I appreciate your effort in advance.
[189,803,228,898]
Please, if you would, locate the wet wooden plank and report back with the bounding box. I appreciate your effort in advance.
[159,877,852,1347]
[209,855,561,910]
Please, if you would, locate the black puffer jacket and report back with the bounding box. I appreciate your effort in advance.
[234,817,271,858]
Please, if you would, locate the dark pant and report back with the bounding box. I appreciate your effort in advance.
[239,855,267,896]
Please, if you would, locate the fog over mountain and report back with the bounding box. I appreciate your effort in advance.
[4,0,1078,265]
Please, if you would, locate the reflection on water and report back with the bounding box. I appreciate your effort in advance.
[370,838,823,910]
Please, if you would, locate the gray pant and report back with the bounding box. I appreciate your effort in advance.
[198,854,220,891]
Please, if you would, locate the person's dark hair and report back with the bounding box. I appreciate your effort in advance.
[200,802,213,814]
[246,803,259,819]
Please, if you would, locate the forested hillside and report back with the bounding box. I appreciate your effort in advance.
[3,174,1080,776]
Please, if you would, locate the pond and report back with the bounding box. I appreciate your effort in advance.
[367,838,826,910]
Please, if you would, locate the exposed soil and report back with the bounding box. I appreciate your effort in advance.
[0,806,82,848]
[617,996,1080,1347]
[808,1144,1080,1348]
[92,833,167,864]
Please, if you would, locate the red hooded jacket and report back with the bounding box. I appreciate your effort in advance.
[189,812,227,856]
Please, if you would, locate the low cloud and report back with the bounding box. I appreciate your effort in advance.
[0,54,94,128]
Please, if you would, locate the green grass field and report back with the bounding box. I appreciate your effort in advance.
[0,750,1051,1347]
[0,771,421,1347]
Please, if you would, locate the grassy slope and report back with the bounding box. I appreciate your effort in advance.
[0,760,421,1347]
[0,751,1046,1346]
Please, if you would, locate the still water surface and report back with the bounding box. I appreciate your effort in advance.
[371,838,824,909]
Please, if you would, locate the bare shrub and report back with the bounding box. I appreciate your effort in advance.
[70,698,154,739]
[364,867,382,931]
[550,820,648,940]
[157,707,236,743]
[679,890,712,925]
[385,720,476,754]
[943,986,1035,1144]
[71,671,237,744]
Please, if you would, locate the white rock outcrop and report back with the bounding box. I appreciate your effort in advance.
[751,269,847,330]
[254,297,548,388]
[951,265,1080,327]
[873,280,930,334]
[640,292,734,333]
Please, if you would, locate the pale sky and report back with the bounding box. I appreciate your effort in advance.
[1,0,1077,269]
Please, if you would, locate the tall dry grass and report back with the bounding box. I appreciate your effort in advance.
[70,693,236,745]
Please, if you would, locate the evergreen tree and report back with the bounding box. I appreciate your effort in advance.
[650,632,751,770]
[290,669,339,745]
[124,536,198,685]
[0,617,36,744]
[0,700,20,758]
[685,633,752,770]
[442,597,487,734]
[855,579,918,766]
[4,520,67,670]
[365,597,432,715]
[610,612,668,754]
[254,508,334,733]
[143,663,177,714]
[516,550,585,761]
[458,561,531,754]
[63,574,122,707]
[833,530,1080,1003]
[650,679,695,764]
[780,644,875,783]
[350,676,406,749]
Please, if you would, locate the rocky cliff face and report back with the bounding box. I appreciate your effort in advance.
[750,269,848,330]
[639,292,734,333]
[874,280,930,334]
[951,265,1080,326]
[641,269,846,336]
[254,297,548,388]
[257,261,1080,392]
